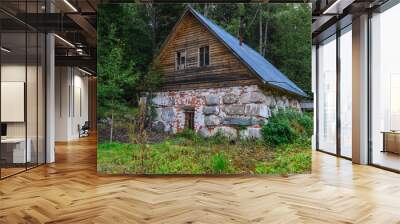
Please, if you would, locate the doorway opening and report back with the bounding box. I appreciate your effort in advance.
[184,107,195,130]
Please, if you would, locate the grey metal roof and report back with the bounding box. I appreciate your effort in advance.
[188,7,307,97]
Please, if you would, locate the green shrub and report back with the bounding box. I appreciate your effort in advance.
[255,163,268,174]
[176,128,196,139]
[267,146,311,174]
[176,129,203,144]
[211,153,230,173]
[261,109,313,146]
[208,131,230,145]
[261,117,296,146]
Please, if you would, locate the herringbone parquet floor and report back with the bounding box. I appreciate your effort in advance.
[1,135,400,224]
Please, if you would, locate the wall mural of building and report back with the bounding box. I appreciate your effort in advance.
[152,7,305,139]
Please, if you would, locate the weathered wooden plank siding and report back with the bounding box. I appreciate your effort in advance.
[158,12,260,91]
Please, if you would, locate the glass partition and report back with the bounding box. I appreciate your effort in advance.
[38,32,45,165]
[1,31,28,177]
[317,35,337,154]
[0,2,46,179]
[27,31,38,169]
[371,4,400,171]
[339,26,352,158]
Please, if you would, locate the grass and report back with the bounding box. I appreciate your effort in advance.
[97,130,311,175]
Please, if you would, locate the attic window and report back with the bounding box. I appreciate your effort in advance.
[176,50,186,70]
[199,46,209,67]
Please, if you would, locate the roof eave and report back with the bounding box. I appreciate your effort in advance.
[261,80,308,98]
[188,7,307,98]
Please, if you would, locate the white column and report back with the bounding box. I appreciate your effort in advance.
[46,1,55,163]
[312,45,317,151]
[352,14,369,164]
[46,33,55,163]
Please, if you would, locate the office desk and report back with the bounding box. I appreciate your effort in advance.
[382,131,400,154]
[1,138,31,164]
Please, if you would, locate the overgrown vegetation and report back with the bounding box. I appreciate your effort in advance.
[255,141,311,174]
[261,109,313,146]
[98,121,311,175]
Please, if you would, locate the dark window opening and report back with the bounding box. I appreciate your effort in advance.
[176,50,186,70]
[199,46,210,67]
[184,109,195,130]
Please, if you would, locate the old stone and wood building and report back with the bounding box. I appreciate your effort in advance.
[151,6,307,139]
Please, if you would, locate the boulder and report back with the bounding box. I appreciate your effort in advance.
[205,95,220,106]
[204,115,220,126]
[203,106,219,115]
[250,91,267,103]
[223,93,239,104]
[161,107,175,122]
[154,108,163,121]
[264,96,276,106]
[275,97,286,108]
[239,127,262,139]
[223,104,245,115]
[152,121,166,132]
[245,104,270,118]
[198,127,211,138]
[251,117,267,126]
[222,117,252,126]
[211,126,238,139]
[290,99,300,109]
[244,85,258,92]
[277,96,289,108]
[152,96,174,106]
[239,92,252,104]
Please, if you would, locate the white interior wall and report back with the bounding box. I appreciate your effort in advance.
[71,72,89,138]
[1,63,46,165]
[1,65,29,138]
[55,67,89,141]
[55,66,69,141]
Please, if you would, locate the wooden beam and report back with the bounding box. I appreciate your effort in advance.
[67,14,97,47]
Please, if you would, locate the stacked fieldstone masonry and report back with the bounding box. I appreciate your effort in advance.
[152,85,300,139]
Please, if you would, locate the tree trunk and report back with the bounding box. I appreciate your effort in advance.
[138,97,147,172]
[110,109,114,143]
[259,7,263,54]
[263,18,268,57]
[204,4,209,17]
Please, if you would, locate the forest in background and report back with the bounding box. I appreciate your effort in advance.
[97,3,312,128]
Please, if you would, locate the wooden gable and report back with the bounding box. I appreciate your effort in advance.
[157,11,260,91]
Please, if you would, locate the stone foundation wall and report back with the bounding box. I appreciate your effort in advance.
[151,85,300,139]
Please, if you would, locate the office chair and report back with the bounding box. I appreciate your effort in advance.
[79,121,90,138]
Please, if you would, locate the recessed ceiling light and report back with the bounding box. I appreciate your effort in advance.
[1,47,11,53]
[63,0,78,12]
[78,67,92,76]
[54,34,75,48]
[322,0,354,15]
